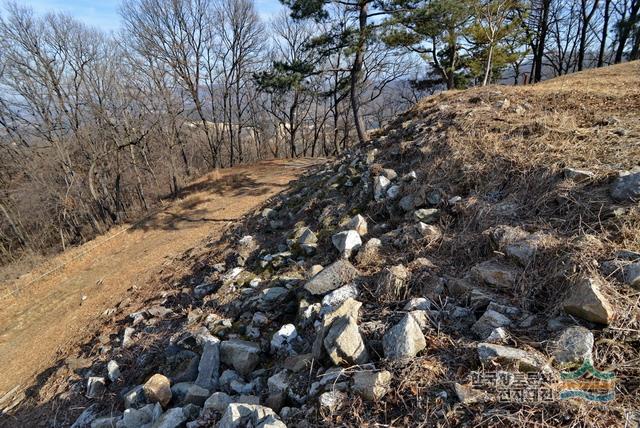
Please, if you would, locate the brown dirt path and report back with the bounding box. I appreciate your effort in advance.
[0,159,321,402]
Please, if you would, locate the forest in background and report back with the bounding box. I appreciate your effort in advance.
[0,0,638,266]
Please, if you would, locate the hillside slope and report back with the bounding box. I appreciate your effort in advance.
[3,62,639,427]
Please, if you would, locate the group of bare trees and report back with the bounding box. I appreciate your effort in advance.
[0,0,638,265]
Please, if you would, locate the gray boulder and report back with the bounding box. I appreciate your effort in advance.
[323,316,369,365]
[151,407,186,428]
[382,312,426,360]
[352,370,391,401]
[610,170,640,201]
[218,403,286,428]
[471,260,520,289]
[304,259,360,295]
[472,309,511,339]
[194,338,220,390]
[552,326,594,367]
[204,391,232,412]
[332,230,362,257]
[477,343,549,372]
[623,262,640,289]
[413,208,440,224]
[374,176,391,201]
[220,340,261,376]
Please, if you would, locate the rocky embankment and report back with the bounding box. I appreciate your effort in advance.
[11,63,640,428]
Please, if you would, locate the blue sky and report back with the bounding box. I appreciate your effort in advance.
[26,0,285,32]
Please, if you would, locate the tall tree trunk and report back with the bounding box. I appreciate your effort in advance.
[615,0,640,63]
[534,0,551,82]
[598,0,612,66]
[350,0,368,145]
[578,0,599,71]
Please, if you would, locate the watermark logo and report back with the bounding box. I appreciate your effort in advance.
[467,359,616,403]
[558,359,616,402]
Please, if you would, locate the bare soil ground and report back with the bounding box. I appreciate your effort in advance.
[0,159,321,408]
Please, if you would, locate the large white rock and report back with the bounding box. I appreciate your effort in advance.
[332,230,362,256]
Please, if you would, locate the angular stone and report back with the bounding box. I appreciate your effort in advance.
[374,176,391,200]
[267,370,290,394]
[332,230,362,256]
[413,208,439,223]
[304,259,360,295]
[610,171,640,201]
[346,214,368,236]
[471,261,520,289]
[382,168,397,180]
[123,385,146,409]
[91,417,121,428]
[194,338,220,390]
[204,391,232,412]
[143,374,172,407]
[220,340,261,376]
[322,283,358,309]
[323,315,369,366]
[415,222,442,240]
[403,297,431,311]
[86,377,106,399]
[472,309,511,339]
[383,312,426,360]
[377,264,409,302]
[107,360,121,383]
[271,324,297,352]
[386,185,401,199]
[218,403,286,428]
[121,406,154,428]
[477,343,549,372]
[352,370,391,401]
[355,238,381,266]
[297,227,318,245]
[454,383,488,404]
[152,407,186,428]
[184,384,209,406]
[318,391,346,413]
[122,327,135,349]
[563,277,613,324]
[623,262,640,289]
[399,195,415,212]
[552,326,594,367]
[486,327,508,343]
